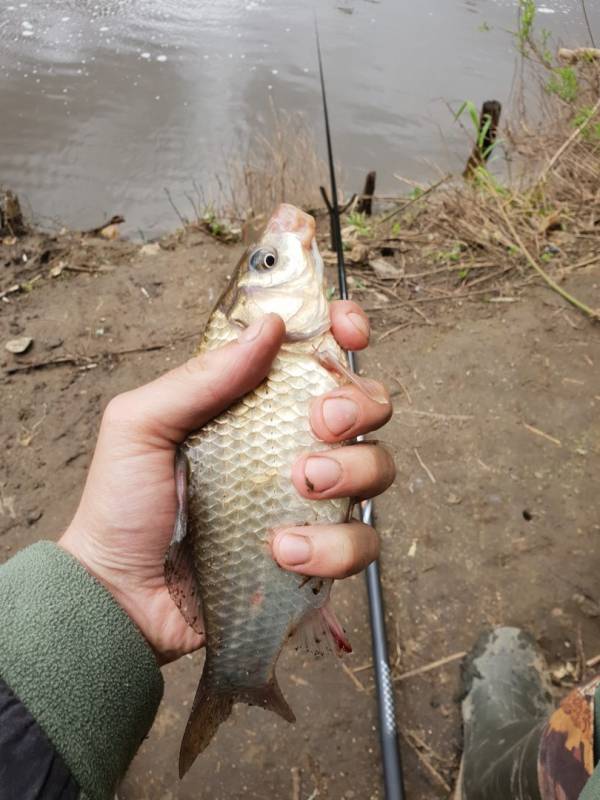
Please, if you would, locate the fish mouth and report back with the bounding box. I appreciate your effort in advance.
[264,203,315,250]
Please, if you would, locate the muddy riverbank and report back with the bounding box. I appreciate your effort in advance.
[2,161,600,796]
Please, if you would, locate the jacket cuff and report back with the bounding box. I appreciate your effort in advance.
[0,541,164,800]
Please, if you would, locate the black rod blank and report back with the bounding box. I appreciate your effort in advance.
[315,22,406,800]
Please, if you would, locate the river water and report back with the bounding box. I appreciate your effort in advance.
[0,0,597,237]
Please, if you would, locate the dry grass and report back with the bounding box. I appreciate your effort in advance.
[326,51,600,325]
[208,100,330,229]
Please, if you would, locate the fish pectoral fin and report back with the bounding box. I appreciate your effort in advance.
[164,448,204,635]
[291,601,352,658]
[313,345,388,405]
[180,672,294,777]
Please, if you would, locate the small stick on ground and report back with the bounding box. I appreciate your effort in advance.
[396,409,472,422]
[400,729,451,793]
[291,767,301,800]
[393,651,466,683]
[352,661,373,673]
[523,423,562,447]
[341,661,366,692]
[5,333,198,375]
[576,624,586,682]
[378,322,410,342]
[414,448,436,484]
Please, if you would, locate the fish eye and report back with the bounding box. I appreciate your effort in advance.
[249,248,278,271]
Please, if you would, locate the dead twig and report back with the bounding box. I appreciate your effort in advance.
[496,200,599,321]
[393,651,466,683]
[341,661,366,692]
[538,97,600,183]
[291,767,301,800]
[399,729,451,793]
[378,176,450,226]
[4,333,198,375]
[395,409,473,422]
[414,448,436,484]
[523,423,562,447]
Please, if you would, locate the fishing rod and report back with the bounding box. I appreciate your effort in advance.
[315,23,406,800]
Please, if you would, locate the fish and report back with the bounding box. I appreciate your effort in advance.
[166,203,358,777]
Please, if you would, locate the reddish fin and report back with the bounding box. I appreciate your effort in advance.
[179,671,295,778]
[291,601,352,658]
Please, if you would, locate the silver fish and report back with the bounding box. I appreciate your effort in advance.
[167,203,354,777]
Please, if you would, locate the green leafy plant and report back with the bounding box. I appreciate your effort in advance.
[573,106,600,141]
[347,211,371,237]
[517,0,536,51]
[547,67,579,103]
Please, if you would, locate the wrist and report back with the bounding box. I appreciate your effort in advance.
[58,528,157,658]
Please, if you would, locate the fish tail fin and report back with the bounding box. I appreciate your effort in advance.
[179,671,295,778]
[179,675,234,778]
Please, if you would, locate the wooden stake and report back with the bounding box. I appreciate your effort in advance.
[463,100,502,179]
[357,171,376,216]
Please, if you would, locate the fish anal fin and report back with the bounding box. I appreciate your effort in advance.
[291,600,352,658]
[165,449,203,635]
[237,677,296,723]
[179,672,294,778]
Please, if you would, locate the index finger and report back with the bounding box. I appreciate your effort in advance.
[329,300,370,351]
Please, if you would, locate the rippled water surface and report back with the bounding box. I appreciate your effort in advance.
[0,0,597,236]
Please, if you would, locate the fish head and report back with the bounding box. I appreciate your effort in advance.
[222,204,330,341]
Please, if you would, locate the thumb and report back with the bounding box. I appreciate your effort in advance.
[111,314,285,443]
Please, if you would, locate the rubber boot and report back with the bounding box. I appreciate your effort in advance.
[456,627,555,800]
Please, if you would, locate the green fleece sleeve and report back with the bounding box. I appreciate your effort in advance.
[0,541,164,800]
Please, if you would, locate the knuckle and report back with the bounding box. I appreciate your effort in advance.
[102,394,130,427]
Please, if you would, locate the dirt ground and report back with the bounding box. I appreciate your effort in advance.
[1,224,600,799]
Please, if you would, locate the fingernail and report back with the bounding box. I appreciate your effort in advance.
[348,312,370,339]
[304,456,342,492]
[322,397,359,436]
[276,533,312,566]
[237,317,265,343]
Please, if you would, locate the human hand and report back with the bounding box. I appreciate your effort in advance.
[59,301,394,663]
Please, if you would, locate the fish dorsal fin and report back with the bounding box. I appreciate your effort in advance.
[164,449,204,635]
